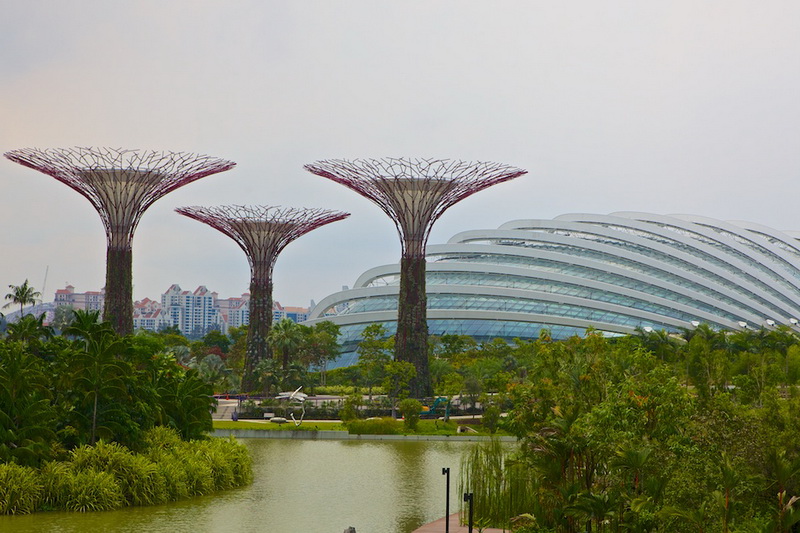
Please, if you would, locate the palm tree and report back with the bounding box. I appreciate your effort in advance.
[0,342,57,465]
[5,313,53,345]
[268,318,304,370]
[3,280,41,317]
[65,312,129,444]
[612,445,652,495]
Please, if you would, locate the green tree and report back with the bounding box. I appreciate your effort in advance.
[0,342,57,465]
[51,305,75,332]
[202,329,230,354]
[160,369,214,440]
[297,321,340,385]
[398,398,422,431]
[5,313,53,348]
[65,312,131,445]
[225,325,247,380]
[268,319,303,370]
[383,360,416,418]
[356,324,393,401]
[3,280,41,317]
[256,357,281,397]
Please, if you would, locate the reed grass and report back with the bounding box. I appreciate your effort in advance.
[0,462,42,515]
[64,469,124,512]
[459,439,537,529]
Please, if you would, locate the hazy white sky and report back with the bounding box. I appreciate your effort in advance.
[2,1,799,308]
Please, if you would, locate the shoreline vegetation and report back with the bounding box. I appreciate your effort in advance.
[0,310,254,516]
[457,329,800,532]
[212,418,510,437]
[0,427,252,515]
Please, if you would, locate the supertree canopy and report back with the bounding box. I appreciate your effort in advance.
[4,147,236,335]
[304,158,526,398]
[176,205,350,392]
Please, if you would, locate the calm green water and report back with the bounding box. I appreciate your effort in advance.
[1,438,484,533]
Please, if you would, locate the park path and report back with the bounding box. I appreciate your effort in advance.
[412,513,507,533]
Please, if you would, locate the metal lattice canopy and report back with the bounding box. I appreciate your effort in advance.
[304,158,527,257]
[4,147,236,248]
[175,205,350,277]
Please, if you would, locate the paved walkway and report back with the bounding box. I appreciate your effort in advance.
[412,513,507,533]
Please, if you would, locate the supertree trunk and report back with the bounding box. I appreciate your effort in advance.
[176,205,349,394]
[104,246,134,336]
[243,269,273,392]
[304,158,526,398]
[396,253,432,398]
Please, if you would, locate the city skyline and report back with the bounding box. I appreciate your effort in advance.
[2,2,800,306]
[5,282,310,335]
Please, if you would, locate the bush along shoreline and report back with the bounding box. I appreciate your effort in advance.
[0,427,253,515]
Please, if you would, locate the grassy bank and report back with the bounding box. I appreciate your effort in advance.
[0,427,252,515]
[213,418,510,437]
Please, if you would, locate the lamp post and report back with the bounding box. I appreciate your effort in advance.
[442,467,450,533]
[463,492,474,533]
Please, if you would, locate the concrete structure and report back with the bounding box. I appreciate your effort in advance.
[54,284,105,312]
[160,284,223,335]
[307,212,800,367]
[132,297,167,331]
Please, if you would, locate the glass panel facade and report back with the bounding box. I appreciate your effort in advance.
[313,213,800,369]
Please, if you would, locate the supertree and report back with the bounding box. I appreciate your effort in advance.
[175,205,349,392]
[3,147,236,336]
[304,158,526,398]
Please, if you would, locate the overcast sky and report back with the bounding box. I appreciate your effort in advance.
[2,1,799,309]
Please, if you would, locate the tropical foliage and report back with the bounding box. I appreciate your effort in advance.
[0,310,252,515]
[458,327,800,533]
[0,310,217,464]
[3,280,41,317]
[0,427,251,515]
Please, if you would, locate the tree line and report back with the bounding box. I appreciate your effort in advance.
[461,326,800,533]
[0,309,216,466]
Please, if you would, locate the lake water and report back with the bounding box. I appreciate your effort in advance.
[1,438,485,533]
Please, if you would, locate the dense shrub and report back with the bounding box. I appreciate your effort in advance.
[181,453,215,496]
[0,462,42,514]
[398,398,422,431]
[481,404,501,434]
[0,428,252,515]
[65,469,124,512]
[69,441,167,506]
[345,417,400,435]
[339,393,363,422]
[38,460,71,510]
[195,439,236,491]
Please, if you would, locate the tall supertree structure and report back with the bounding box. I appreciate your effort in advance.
[3,147,236,336]
[175,205,349,391]
[304,158,526,398]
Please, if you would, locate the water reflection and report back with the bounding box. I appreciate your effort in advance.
[1,439,483,533]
